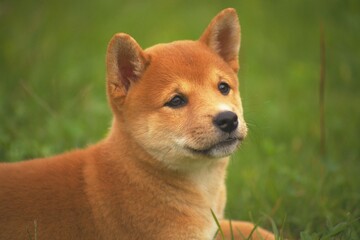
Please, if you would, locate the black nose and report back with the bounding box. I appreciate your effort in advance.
[213,111,238,133]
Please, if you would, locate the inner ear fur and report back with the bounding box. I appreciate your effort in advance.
[199,8,241,72]
[106,33,149,105]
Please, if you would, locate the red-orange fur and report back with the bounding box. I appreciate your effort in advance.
[0,9,274,240]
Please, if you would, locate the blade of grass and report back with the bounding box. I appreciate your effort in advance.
[247,224,261,240]
[236,227,247,240]
[34,220,37,240]
[268,216,279,238]
[213,229,220,240]
[229,219,234,240]
[321,218,359,240]
[211,209,225,240]
[319,22,326,157]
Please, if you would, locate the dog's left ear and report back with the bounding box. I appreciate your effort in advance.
[200,8,241,72]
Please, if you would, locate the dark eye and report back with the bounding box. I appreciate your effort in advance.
[218,82,231,95]
[165,95,187,108]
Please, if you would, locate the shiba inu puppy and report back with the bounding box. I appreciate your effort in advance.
[0,8,274,240]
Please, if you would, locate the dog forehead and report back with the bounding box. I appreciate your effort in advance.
[144,40,231,83]
[145,40,211,60]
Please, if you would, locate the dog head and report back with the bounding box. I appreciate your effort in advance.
[106,8,247,169]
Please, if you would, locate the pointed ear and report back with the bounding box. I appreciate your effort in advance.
[199,8,241,72]
[106,33,149,106]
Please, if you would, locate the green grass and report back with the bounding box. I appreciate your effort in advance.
[1,0,359,239]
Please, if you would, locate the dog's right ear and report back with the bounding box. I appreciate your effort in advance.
[106,33,149,107]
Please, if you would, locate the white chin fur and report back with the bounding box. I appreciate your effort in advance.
[209,146,237,158]
[184,139,239,159]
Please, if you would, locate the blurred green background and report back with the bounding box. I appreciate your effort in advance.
[1,0,359,238]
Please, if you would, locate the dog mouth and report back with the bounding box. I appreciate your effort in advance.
[185,137,242,157]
